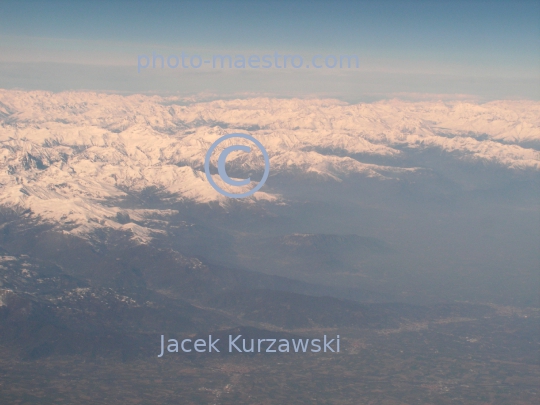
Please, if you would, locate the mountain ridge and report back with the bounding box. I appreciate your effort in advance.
[0,90,538,241]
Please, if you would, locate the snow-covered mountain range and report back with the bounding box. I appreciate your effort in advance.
[0,90,538,240]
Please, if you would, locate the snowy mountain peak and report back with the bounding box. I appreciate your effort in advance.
[0,90,538,240]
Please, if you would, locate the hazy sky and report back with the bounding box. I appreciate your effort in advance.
[1,0,538,100]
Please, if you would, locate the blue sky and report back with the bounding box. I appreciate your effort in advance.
[0,0,538,100]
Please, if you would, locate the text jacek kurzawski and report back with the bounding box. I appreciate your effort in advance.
[158,334,340,357]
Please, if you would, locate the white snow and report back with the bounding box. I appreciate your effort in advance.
[0,90,538,240]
